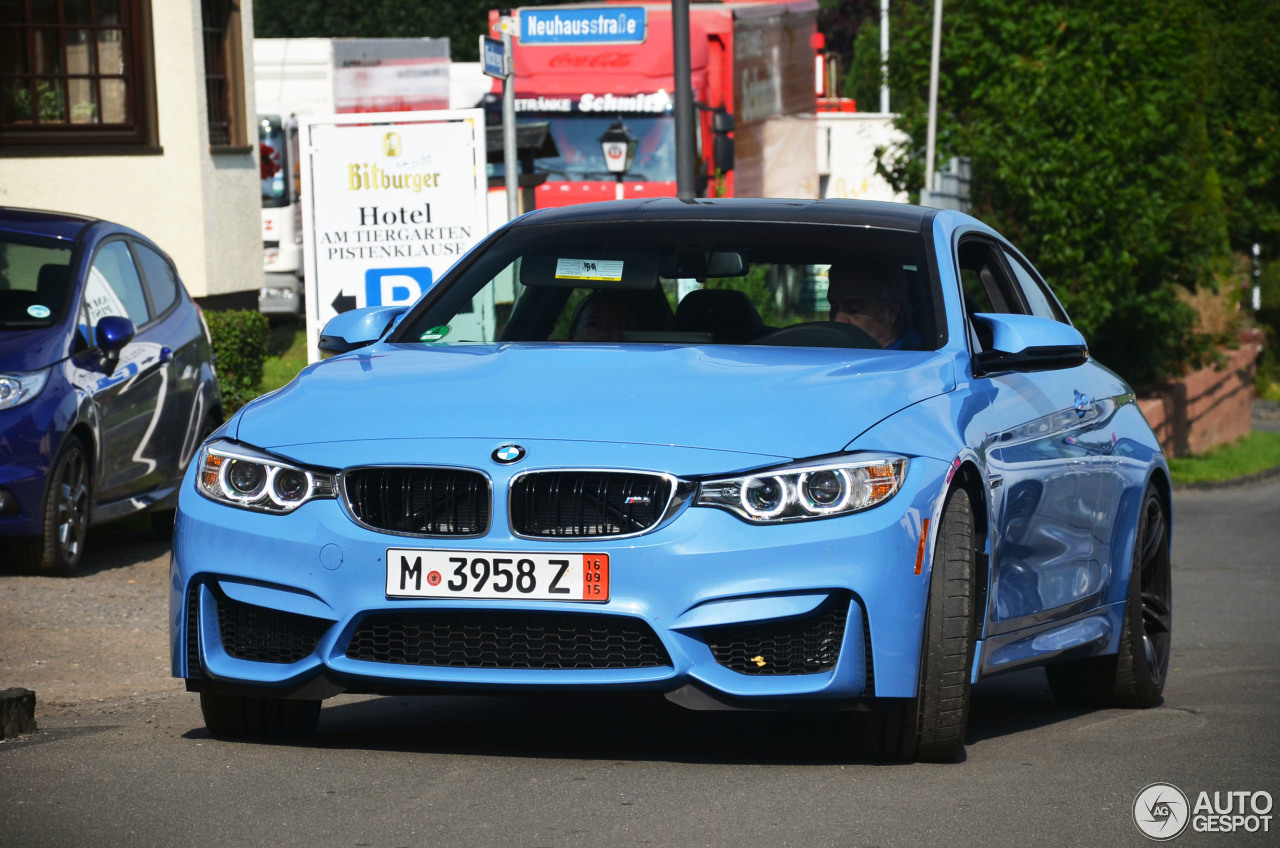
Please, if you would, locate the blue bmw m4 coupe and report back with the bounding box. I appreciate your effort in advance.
[172,199,1172,761]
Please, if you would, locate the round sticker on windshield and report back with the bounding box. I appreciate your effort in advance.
[420,325,450,342]
[27,304,51,319]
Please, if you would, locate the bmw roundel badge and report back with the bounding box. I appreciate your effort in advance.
[492,444,526,464]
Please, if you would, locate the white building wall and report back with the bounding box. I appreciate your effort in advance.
[0,1,260,301]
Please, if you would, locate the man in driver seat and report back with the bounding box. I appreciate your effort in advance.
[826,258,924,350]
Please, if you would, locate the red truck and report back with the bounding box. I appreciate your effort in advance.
[487,1,820,206]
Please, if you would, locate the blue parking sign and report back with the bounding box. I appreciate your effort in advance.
[365,267,433,307]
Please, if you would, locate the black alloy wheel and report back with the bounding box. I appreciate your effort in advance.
[1045,484,1171,708]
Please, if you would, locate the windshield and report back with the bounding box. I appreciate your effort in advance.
[0,233,75,330]
[395,220,938,351]
[259,115,290,207]
[494,113,676,183]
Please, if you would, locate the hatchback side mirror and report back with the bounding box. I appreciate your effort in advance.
[95,315,135,374]
[971,313,1088,375]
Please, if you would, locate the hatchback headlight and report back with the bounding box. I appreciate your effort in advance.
[0,369,50,411]
[196,439,336,513]
[695,455,908,523]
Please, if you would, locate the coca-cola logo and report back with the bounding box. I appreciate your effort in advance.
[548,52,632,69]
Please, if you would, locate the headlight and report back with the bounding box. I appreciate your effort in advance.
[196,438,336,513]
[0,369,50,411]
[694,455,908,523]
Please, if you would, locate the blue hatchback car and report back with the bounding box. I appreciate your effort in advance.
[0,207,221,576]
[172,199,1172,761]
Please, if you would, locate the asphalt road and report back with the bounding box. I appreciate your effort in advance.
[2,481,1278,848]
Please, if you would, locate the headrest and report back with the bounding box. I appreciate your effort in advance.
[672,288,765,344]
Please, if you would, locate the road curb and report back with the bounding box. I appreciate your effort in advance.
[1,687,37,739]
[1173,463,1280,491]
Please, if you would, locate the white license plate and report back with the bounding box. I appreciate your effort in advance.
[385,548,610,602]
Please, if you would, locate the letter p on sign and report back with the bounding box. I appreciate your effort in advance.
[365,267,433,307]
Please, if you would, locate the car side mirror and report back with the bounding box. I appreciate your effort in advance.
[318,305,409,353]
[971,313,1088,375]
[95,315,135,374]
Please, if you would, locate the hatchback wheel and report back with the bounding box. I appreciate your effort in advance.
[13,435,91,577]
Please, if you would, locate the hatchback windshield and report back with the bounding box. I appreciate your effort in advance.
[396,220,938,351]
[0,234,75,330]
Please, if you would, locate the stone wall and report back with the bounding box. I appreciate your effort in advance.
[1138,330,1264,457]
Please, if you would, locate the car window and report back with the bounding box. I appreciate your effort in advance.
[84,240,150,331]
[133,241,179,316]
[398,221,937,351]
[0,233,74,329]
[1004,250,1067,323]
[957,240,1020,315]
[957,238,1029,353]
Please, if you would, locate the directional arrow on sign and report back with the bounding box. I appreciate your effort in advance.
[331,291,357,314]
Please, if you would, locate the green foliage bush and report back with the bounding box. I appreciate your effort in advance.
[874,0,1279,388]
[206,310,271,412]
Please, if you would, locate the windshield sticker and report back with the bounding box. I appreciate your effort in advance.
[555,258,624,282]
[420,325,451,342]
[27,304,52,319]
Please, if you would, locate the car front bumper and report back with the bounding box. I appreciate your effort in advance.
[170,452,951,706]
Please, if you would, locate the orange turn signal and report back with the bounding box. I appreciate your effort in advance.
[915,518,931,575]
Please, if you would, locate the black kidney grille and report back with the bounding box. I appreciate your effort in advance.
[346,610,671,669]
[345,468,489,536]
[705,598,850,676]
[510,471,672,537]
[216,594,332,664]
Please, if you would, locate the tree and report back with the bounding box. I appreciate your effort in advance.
[870,0,1277,387]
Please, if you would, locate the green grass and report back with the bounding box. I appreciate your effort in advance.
[1168,430,1280,485]
[259,321,309,393]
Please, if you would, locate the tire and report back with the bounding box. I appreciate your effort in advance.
[200,693,321,740]
[12,435,91,577]
[854,487,977,762]
[1045,485,1171,708]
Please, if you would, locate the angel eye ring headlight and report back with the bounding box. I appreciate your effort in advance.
[197,439,336,513]
[694,455,908,523]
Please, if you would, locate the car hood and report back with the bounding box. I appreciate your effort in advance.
[233,343,956,461]
[0,325,69,371]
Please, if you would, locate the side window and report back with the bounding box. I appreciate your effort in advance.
[957,238,1023,352]
[134,242,178,316]
[1004,250,1067,323]
[84,240,150,332]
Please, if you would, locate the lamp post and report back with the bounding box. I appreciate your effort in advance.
[599,117,637,201]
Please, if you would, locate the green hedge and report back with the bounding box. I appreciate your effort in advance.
[206,309,271,412]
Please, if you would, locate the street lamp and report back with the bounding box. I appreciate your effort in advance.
[599,117,637,201]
